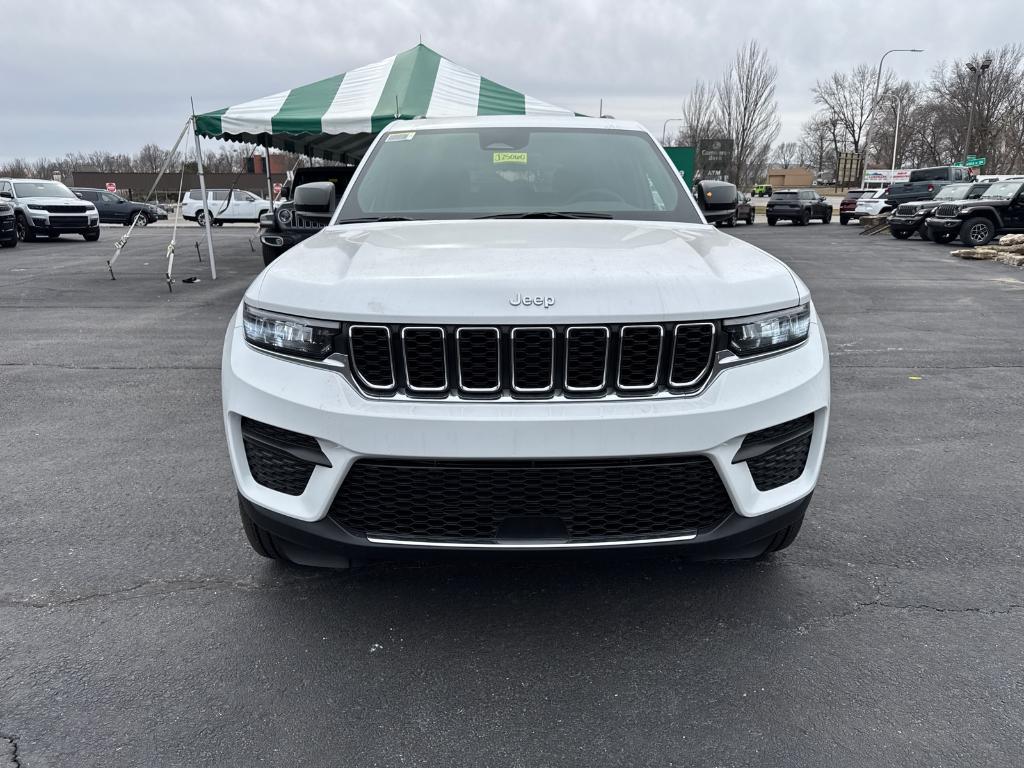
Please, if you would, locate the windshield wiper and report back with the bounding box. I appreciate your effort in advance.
[475,211,614,220]
[334,216,416,224]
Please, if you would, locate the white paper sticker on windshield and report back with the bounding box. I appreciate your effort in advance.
[385,132,415,142]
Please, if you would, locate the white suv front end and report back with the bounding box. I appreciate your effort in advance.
[222,117,829,567]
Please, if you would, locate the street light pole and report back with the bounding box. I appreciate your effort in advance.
[860,48,923,180]
[964,56,992,164]
[890,94,903,182]
[662,118,683,146]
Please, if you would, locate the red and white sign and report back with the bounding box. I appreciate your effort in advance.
[105,182,117,192]
[273,182,282,196]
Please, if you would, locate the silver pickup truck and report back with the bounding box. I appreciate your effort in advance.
[885,166,975,206]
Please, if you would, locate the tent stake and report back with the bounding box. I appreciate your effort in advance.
[194,241,202,261]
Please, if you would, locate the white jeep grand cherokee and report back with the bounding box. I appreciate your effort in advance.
[222,116,830,567]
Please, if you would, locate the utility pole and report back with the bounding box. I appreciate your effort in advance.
[861,48,923,177]
[964,56,992,164]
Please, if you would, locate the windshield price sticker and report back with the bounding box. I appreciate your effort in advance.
[493,152,528,164]
[385,132,416,142]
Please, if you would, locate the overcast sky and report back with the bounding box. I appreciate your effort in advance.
[2,0,1017,163]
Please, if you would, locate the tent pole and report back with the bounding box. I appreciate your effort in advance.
[191,114,217,280]
[143,118,192,203]
[263,139,274,205]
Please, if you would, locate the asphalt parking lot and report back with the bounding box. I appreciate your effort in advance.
[2,223,1023,767]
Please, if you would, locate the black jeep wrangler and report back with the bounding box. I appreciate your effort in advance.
[259,166,356,266]
[924,179,1024,246]
[888,182,991,241]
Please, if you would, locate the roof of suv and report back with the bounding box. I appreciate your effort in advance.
[376,115,646,134]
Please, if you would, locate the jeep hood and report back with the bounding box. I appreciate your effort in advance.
[249,220,806,324]
[19,196,93,207]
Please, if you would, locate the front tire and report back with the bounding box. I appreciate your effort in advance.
[891,229,913,240]
[798,211,810,226]
[746,210,754,225]
[822,210,832,224]
[933,231,956,244]
[196,210,208,227]
[132,212,148,227]
[15,214,35,242]
[84,231,100,242]
[960,216,995,247]
[917,224,931,241]
[840,215,850,225]
[767,216,777,226]
[0,238,17,249]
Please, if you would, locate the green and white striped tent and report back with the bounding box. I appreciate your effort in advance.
[195,44,575,161]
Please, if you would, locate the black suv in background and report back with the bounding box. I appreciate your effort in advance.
[72,188,160,226]
[766,189,833,226]
[259,165,356,265]
[925,180,1024,246]
[889,182,991,241]
[0,201,16,248]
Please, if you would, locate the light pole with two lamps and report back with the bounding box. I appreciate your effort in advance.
[860,48,923,182]
[964,56,992,164]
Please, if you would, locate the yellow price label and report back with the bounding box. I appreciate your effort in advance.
[493,152,527,164]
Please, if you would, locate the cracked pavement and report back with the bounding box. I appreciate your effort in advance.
[2,227,1023,767]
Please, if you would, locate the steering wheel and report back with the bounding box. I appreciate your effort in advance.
[566,187,628,205]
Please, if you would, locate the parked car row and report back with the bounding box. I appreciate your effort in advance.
[0,178,101,242]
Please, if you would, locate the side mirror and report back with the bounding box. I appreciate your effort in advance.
[293,181,336,214]
[0,191,12,199]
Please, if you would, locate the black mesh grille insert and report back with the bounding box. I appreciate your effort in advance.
[618,326,663,389]
[747,434,812,491]
[511,328,554,392]
[349,326,394,389]
[402,328,447,391]
[457,328,500,392]
[330,456,734,542]
[243,439,315,496]
[935,204,960,218]
[240,417,321,453]
[565,327,609,391]
[670,324,715,387]
[744,414,814,446]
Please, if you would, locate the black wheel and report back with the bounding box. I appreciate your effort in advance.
[83,231,100,242]
[840,215,850,226]
[758,514,805,557]
[724,214,736,228]
[960,217,995,247]
[196,209,208,227]
[917,224,930,241]
[132,212,148,227]
[933,231,956,244]
[238,495,287,560]
[47,233,60,241]
[261,242,283,267]
[798,211,810,226]
[746,211,754,225]
[822,210,832,224]
[0,238,16,249]
[15,214,35,242]
[767,216,777,226]
[891,229,913,240]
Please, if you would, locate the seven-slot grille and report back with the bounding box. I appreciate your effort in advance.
[344,322,716,399]
[935,204,961,218]
[895,204,919,216]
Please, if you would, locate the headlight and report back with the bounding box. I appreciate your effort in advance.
[242,304,339,359]
[27,204,48,210]
[259,212,275,227]
[724,304,810,356]
[277,207,293,224]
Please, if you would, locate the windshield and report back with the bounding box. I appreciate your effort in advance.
[771,192,798,200]
[934,184,973,200]
[981,181,1023,199]
[13,181,77,199]
[335,126,701,223]
[909,167,950,182]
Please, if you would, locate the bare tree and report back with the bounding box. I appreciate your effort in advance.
[798,114,835,173]
[679,80,716,149]
[714,41,781,187]
[813,63,893,158]
[135,143,169,172]
[771,141,798,168]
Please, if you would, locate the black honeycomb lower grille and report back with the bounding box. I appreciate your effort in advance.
[243,439,315,496]
[740,414,814,491]
[329,456,733,542]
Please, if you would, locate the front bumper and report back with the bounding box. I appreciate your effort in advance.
[259,226,312,251]
[0,217,15,242]
[30,216,99,235]
[889,214,926,231]
[222,306,830,554]
[926,216,963,232]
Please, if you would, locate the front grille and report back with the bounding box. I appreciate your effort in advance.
[49,216,88,228]
[329,456,733,542]
[242,439,315,495]
[291,212,330,230]
[935,204,961,218]
[42,205,89,214]
[345,322,717,399]
[896,204,918,216]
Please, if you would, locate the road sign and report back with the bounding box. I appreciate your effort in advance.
[273,182,282,196]
[966,157,986,168]
[105,182,117,192]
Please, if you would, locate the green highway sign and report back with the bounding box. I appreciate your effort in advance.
[966,157,986,167]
